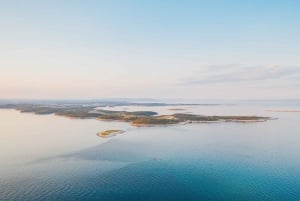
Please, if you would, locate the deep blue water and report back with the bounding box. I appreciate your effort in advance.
[0,103,300,201]
[1,158,299,201]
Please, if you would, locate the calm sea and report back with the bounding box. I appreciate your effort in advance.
[0,101,300,201]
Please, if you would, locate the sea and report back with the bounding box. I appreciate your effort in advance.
[0,100,299,201]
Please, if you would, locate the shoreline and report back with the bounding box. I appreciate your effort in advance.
[130,119,273,127]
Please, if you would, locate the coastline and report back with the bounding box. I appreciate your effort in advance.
[130,119,273,127]
[0,104,275,128]
[266,109,300,113]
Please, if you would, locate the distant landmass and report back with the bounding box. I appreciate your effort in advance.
[0,102,273,129]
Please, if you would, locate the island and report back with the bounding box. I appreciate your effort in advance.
[168,108,186,111]
[266,109,300,113]
[0,103,273,127]
[97,130,125,138]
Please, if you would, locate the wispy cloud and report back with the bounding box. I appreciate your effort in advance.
[180,65,300,85]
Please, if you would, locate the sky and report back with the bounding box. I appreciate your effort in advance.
[1,0,300,100]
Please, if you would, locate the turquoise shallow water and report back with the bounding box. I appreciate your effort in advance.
[0,103,300,201]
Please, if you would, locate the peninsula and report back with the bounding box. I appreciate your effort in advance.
[0,103,273,127]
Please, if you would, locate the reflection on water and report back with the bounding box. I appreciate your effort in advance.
[0,103,300,201]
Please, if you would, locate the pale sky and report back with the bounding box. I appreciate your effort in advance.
[1,0,300,100]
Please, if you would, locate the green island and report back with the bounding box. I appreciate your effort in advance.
[97,130,125,138]
[0,103,273,127]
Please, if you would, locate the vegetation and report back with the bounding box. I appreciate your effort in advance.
[131,117,181,126]
[98,130,125,138]
[173,113,220,121]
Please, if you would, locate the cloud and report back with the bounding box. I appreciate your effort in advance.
[180,65,300,85]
